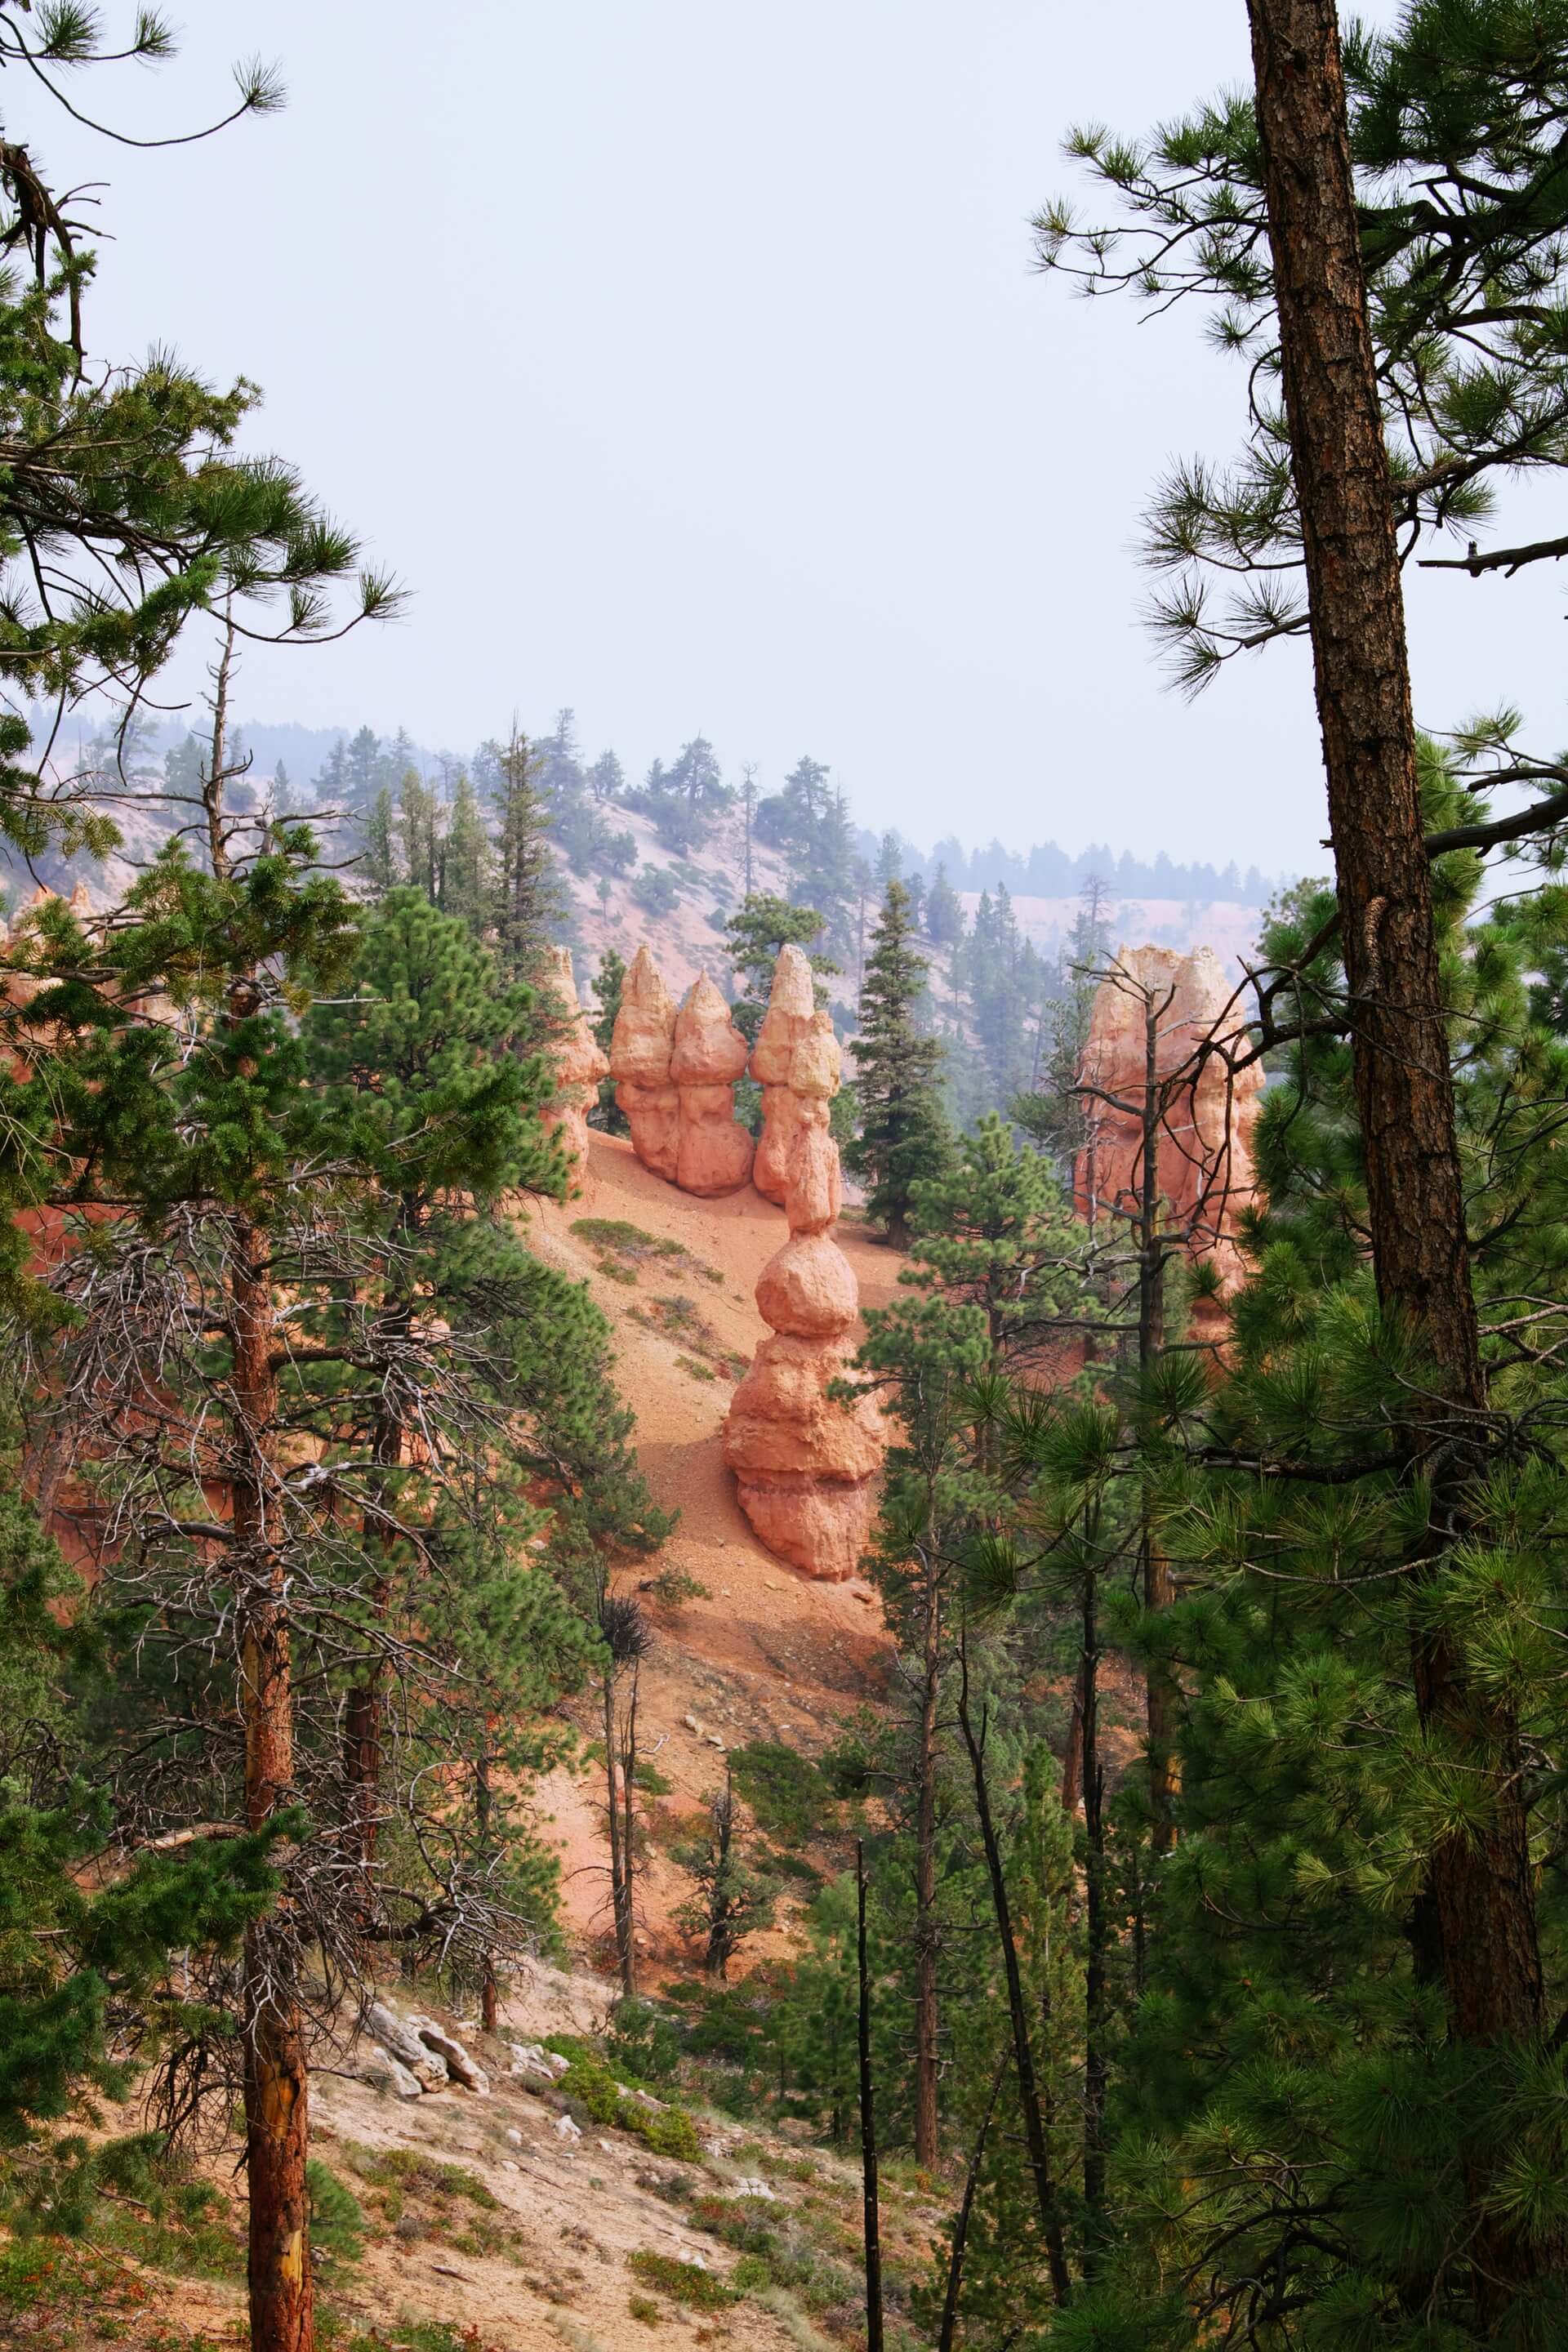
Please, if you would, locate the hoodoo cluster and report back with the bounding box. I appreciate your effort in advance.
[608,945,755,1198]
[596,938,888,1580]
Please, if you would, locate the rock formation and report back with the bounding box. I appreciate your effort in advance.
[749,942,841,1205]
[1074,943,1263,1323]
[610,943,681,1179]
[541,946,609,1194]
[724,1119,886,1581]
[670,970,754,1197]
[609,945,753,1196]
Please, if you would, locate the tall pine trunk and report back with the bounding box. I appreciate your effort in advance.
[1245,0,1548,2308]
[233,1205,314,2352]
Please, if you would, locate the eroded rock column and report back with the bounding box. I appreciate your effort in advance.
[609,947,754,1196]
[670,973,755,1197]
[724,1123,886,1581]
[750,942,841,1205]
[610,943,681,1181]
[541,946,610,1196]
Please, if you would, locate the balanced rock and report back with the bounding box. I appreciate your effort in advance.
[541,946,609,1195]
[1075,944,1263,1334]
[725,1122,886,1581]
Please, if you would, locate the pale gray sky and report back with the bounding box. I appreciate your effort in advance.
[37,2,1568,873]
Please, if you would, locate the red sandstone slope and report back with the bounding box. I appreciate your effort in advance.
[516,1129,908,1971]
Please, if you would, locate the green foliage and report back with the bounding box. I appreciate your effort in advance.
[846,878,951,1243]
[727,1744,835,1852]
[724,894,840,1043]
[305,2159,366,2266]
[627,2250,741,2310]
[556,2052,702,2159]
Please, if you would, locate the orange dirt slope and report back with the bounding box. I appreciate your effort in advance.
[516,1129,908,1974]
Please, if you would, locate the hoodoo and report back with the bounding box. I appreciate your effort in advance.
[749,942,841,1205]
[1074,942,1263,1324]
[610,945,753,1196]
[725,1040,886,1582]
[670,970,755,1196]
[541,945,610,1195]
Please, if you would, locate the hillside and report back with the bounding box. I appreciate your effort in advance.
[519,1126,907,1971]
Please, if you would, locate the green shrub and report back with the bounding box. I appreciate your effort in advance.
[628,2291,663,2325]
[557,2054,702,2161]
[627,2251,738,2310]
[607,1995,682,2081]
[728,1744,834,1850]
[305,2160,365,2265]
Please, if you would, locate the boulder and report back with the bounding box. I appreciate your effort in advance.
[413,2020,491,2094]
[364,1999,448,2089]
[358,2042,424,2100]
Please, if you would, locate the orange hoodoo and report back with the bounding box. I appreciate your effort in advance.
[541,946,609,1196]
[608,945,753,1197]
[1074,943,1263,1332]
[725,957,887,1580]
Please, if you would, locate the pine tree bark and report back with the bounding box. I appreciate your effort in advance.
[1245,0,1548,2309]
[233,1205,314,2352]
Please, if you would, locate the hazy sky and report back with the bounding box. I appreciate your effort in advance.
[38,2,1568,875]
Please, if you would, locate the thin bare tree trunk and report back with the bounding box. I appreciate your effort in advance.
[937,2062,1005,2352]
[1136,993,1179,1855]
[956,1636,1072,2307]
[1080,1553,1107,2270]
[912,1554,942,2172]
[855,1840,884,2352]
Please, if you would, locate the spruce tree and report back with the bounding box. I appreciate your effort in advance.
[847,879,950,1248]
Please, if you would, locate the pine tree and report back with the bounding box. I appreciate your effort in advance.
[924,863,964,949]
[674,1766,778,1979]
[489,727,564,986]
[723,893,840,1044]
[590,947,630,1134]
[360,787,399,900]
[847,880,950,1248]
[438,771,494,934]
